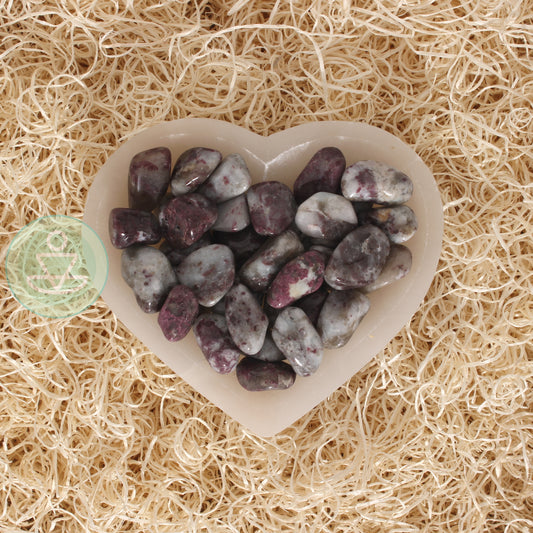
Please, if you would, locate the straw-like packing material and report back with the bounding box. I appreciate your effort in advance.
[1,1,532,531]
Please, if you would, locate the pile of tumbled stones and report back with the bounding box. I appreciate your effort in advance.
[109,146,417,391]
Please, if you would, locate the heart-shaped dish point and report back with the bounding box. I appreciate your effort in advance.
[84,119,443,437]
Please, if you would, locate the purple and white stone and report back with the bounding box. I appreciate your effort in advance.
[249,332,285,362]
[158,193,217,249]
[225,283,268,355]
[157,285,199,341]
[293,147,346,204]
[361,244,412,293]
[159,235,211,267]
[324,225,390,290]
[295,284,329,325]
[193,313,241,374]
[212,194,250,232]
[266,250,325,309]
[246,181,297,236]
[198,153,251,203]
[271,307,323,377]
[317,289,370,349]
[360,205,418,243]
[308,244,334,261]
[128,147,171,211]
[121,245,177,313]
[175,244,235,307]
[109,208,161,249]
[213,226,266,267]
[295,192,358,241]
[170,147,222,195]
[236,357,296,391]
[239,229,304,292]
[341,160,413,205]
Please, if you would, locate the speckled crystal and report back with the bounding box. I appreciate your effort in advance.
[121,245,176,313]
[317,289,370,349]
[271,307,323,377]
[175,244,235,307]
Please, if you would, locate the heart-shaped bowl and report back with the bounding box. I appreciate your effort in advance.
[84,119,443,437]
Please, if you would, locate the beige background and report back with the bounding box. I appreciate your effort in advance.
[1,1,532,531]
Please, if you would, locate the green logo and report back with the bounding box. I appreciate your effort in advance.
[6,215,108,318]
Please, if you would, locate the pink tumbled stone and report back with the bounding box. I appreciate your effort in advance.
[157,285,199,341]
[266,250,325,309]
[158,193,217,249]
[246,181,297,236]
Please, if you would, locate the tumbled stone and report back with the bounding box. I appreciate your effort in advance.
[176,244,235,307]
[157,285,199,341]
[271,307,323,377]
[109,208,161,249]
[295,192,357,241]
[158,193,217,248]
[246,181,297,236]
[341,160,413,205]
[293,147,346,204]
[317,289,370,349]
[250,332,285,362]
[225,284,268,355]
[159,235,211,266]
[170,147,222,195]
[324,225,390,290]
[212,227,266,267]
[193,313,241,374]
[360,205,418,243]
[236,358,296,391]
[121,245,176,313]
[212,194,250,232]
[128,147,171,211]
[309,244,334,261]
[239,229,304,292]
[295,284,329,325]
[266,250,325,309]
[362,244,412,293]
[198,153,251,203]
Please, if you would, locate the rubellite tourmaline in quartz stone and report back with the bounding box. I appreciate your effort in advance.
[159,235,211,267]
[212,194,250,232]
[294,191,358,241]
[128,147,171,211]
[246,181,297,236]
[193,313,241,374]
[266,250,325,309]
[271,307,323,377]
[121,245,177,313]
[109,208,161,249]
[236,357,296,392]
[225,283,268,355]
[360,205,418,244]
[175,244,235,307]
[239,229,304,292]
[158,193,217,249]
[198,153,252,203]
[361,244,412,293]
[170,147,222,195]
[249,332,285,362]
[317,289,370,349]
[324,225,390,290]
[341,160,413,205]
[157,285,199,341]
[293,147,346,204]
[213,226,266,267]
[295,284,329,325]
